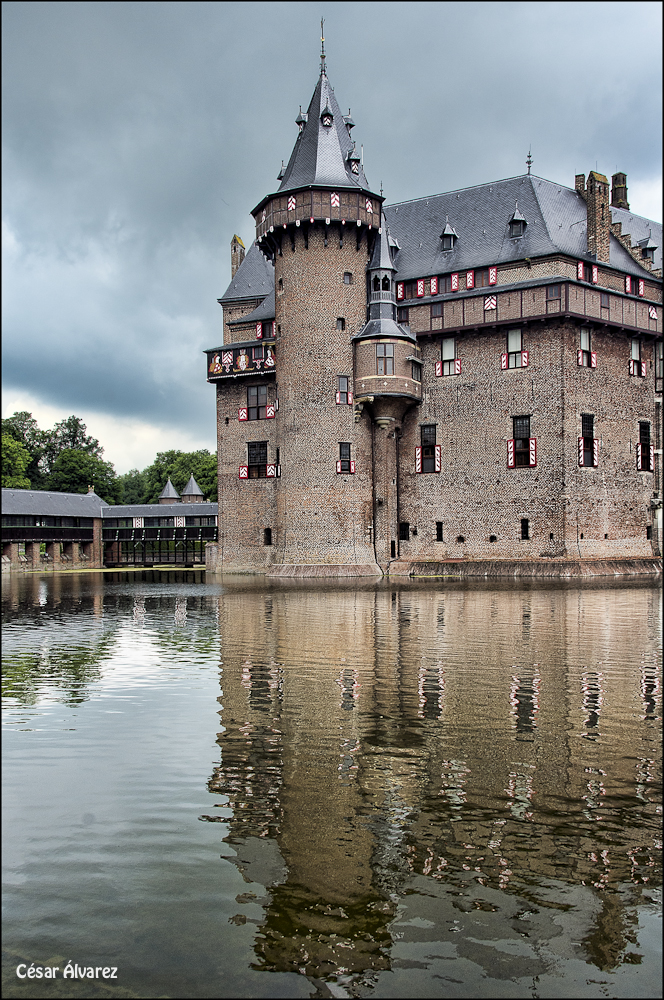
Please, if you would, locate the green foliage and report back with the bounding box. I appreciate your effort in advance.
[42,415,103,474]
[117,468,148,505]
[142,449,217,503]
[47,449,121,504]
[2,411,47,487]
[1,433,32,488]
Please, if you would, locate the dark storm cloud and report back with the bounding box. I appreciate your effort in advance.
[2,1,661,456]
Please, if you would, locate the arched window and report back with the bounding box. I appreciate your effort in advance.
[373,276,380,291]
[382,275,390,290]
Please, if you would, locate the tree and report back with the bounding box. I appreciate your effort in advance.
[47,449,120,504]
[117,468,148,505]
[2,433,32,488]
[2,411,47,487]
[142,449,217,503]
[42,416,103,475]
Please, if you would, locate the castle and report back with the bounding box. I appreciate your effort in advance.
[205,52,662,577]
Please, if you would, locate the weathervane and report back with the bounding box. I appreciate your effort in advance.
[526,148,533,175]
[320,18,326,75]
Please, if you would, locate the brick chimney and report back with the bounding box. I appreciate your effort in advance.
[611,172,629,210]
[586,170,611,262]
[230,234,246,278]
[575,173,586,199]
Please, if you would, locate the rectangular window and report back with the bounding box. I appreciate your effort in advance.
[475,268,491,288]
[638,422,652,471]
[263,528,272,546]
[630,339,646,376]
[399,522,410,541]
[600,292,610,308]
[336,375,351,404]
[579,413,598,467]
[436,521,444,542]
[631,338,641,361]
[343,272,353,285]
[412,361,422,382]
[421,425,436,473]
[376,343,394,375]
[336,442,355,474]
[248,385,267,420]
[431,302,443,318]
[577,329,596,367]
[336,317,346,331]
[397,306,409,323]
[248,440,268,477]
[509,416,536,468]
[521,518,530,541]
[252,345,264,360]
[503,329,528,369]
[437,336,460,376]
[547,284,561,299]
[656,342,663,392]
[440,275,452,294]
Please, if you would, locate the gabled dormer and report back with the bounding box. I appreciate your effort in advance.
[508,202,527,238]
[440,217,458,251]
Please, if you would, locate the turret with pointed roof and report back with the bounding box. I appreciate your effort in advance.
[158,478,181,504]
[181,474,205,503]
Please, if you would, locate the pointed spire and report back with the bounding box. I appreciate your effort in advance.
[181,474,204,501]
[320,17,326,76]
[158,478,180,503]
[526,148,533,175]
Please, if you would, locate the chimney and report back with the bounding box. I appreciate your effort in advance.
[611,172,629,210]
[586,170,611,263]
[230,234,246,279]
[575,173,586,199]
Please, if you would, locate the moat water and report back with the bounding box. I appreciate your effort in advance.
[2,570,661,999]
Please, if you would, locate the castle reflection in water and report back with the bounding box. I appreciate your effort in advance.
[204,581,661,982]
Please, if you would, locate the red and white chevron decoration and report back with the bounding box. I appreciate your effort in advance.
[430,276,438,295]
[649,305,657,319]
[451,273,459,291]
[266,405,276,419]
[417,280,425,297]
[484,295,497,310]
[366,198,373,213]
[489,267,497,285]
[331,192,339,208]
[288,195,296,211]
[239,466,248,479]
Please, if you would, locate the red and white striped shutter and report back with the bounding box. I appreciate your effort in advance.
[451,273,459,291]
[397,282,404,300]
[466,270,475,289]
[529,438,537,467]
[507,440,515,468]
[238,407,248,421]
[641,362,647,378]
[593,439,599,467]
[435,361,442,377]
[521,350,529,367]
[578,437,584,466]
[288,195,296,211]
[625,275,632,293]
[347,391,353,404]
[239,465,248,479]
[350,461,356,474]
[430,276,438,295]
[336,460,342,474]
[577,261,584,280]
[266,464,276,477]
[501,353,508,370]
[435,445,442,472]
[629,359,635,376]
[266,404,276,418]
[592,265,598,284]
[417,279,425,297]
[577,349,584,366]
[591,352,597,368]
[489,266,497,285]
[650,445,655,470]
[336,391,342,404]
[638,279,645,296]
[454,358,461,375]
[636,444,642,470]
[256,322,262,339]
[415,447,422,473]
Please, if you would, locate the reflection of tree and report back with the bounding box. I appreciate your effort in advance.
[1,636,115,706]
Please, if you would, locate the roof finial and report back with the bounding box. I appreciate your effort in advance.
[526,148,533,175]
[380,180,383,197]
[320,17,326,75]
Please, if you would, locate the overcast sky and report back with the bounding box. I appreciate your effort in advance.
[3,1,662,474]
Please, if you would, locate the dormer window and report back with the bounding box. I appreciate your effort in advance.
[508,202,527,239]
[347,143,360,175]
[321,103,333,127]
[440,218,458,251]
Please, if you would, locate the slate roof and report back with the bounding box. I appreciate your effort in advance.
[182,475,204,497]
[102,502,218,519]
[228,290,275,325]
[276,70,373,196]
[158,478,180,500]
[2,488,109,517]
[384,174,662,284]
[219,241,274,303]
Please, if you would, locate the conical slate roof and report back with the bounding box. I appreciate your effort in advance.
[368,214,396,272]
[276,70,372,195]
[181,474,203,497]
[158,478,180,500]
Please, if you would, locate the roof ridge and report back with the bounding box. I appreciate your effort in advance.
[386,174,559,210]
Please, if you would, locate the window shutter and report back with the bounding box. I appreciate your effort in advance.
[451,273,459,291]
[266,464,276,477]
[638,279,645,296]
[577,349,584,366]
[521,350,529,368]
[489,266,497,285]
[238,407,248,421]
[640,361,647,378]
[577,261,584,280]
[454,358,461,375]
[578,437,584,466]
[507,439,515,468]
[350,461,356,474]
[593,439,599,467]
[397,282,404,300]
[417,279,425,297]
[266,404,276,418]
[435,445,442,472]
[256,322,262,339]
[625,276,631,293]
[239,466,248,479]
[435,361,443,377]
[591,352,597,368]
[336,460,342,474]
[501,353,508,370]
[336,391,342,404]
[466,270,475,289]
[430,276,438,295]
[415,447,422,473]
[529,438,537,467]
[592,265,598,284]
[650,445,655,470]
[629,359,635,375]
[636,444,642,470]
[347,391,353,404]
